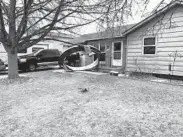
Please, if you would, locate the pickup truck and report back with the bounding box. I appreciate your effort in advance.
[18,49,61,72]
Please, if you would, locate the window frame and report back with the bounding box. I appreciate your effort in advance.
[98,43,106,53]
[17,48,27,53]
[143,36,157,55]
[98,42,106,62]
[32,47,44,53]
[112,41,122,60]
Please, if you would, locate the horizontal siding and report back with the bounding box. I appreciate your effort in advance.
[0,45,7,61]
[128,56,183,62]
[157,47,183,52]
[0,45,5,52]
[158,36,183,43]
[158,42,183,47]
[0,52,7,61]
[127,66,183,76]
[128,60,183,66]
[126,5,183,76]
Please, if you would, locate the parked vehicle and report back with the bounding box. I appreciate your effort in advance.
[0,59,6,71]
[18,49,61,72]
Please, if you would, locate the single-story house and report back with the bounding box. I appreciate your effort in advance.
[71,25,134,72]
[0,32,74,62]
[73,1,183,76]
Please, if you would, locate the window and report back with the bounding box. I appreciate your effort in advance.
[32,47,44,53]
[98,43,106,61]
[113,42,121,59]
[99,44,105,52]
[143,37,156,54]
[37,50,51,57]
[18,48,27,53]
[49,50,60,56]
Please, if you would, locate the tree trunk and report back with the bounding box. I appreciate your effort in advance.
[7,49,19,79]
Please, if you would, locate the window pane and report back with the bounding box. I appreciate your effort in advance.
[39,50,46,56]
[39,50,50,57]
[18,49,27,53]
[96,44,100,50]
[99,53,105,61]
[144,37,155,45]
[99,44,105,52]
[32,47,44,53]
[49,50,58,56]
[114,42,121,51]
[94,54,98,60]
[46,50,55,57]
[144,46,155,54]
[114,52,121,59]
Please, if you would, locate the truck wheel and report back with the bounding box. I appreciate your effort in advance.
[29,64,36,72]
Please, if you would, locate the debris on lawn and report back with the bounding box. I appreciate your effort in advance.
[58,45,100,71]
[79,88,89,93]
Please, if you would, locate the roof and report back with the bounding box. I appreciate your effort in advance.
[71,24,134,44]
[71,1,183,44]
[46,32,74,39]
[123,0,183,35]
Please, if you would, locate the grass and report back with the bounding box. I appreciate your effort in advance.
[0,70,183,137]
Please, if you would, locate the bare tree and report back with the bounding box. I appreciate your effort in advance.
[0,0,169,79]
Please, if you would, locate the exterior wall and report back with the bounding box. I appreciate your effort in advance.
[0,43,6,61]
[86,37,126,70]
[126,5,183,76]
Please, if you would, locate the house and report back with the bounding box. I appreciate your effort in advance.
[0,32,74,62]
[73,1,183,76]
[124,1,183,76]
[71,25,134,72]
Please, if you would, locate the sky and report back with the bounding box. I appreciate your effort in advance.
[80,0,172,35]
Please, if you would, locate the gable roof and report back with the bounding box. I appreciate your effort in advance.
[71,1,183,44]
[123,0,183,35]
[71,24,134,44]
[46,32,74,39]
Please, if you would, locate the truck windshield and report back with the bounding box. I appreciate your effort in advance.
[32,49,43,56]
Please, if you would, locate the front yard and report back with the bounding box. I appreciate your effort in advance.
[0,70,183,137]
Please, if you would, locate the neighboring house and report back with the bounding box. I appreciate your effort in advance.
[73,1,183,76]
[0,32,74,62]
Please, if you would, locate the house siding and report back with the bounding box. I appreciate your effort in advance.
[126,5,183,76]
[0,43,6,61]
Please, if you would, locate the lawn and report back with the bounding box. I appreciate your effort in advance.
[0,70,183,137]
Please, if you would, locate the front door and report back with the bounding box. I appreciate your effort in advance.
[112,42,123,66]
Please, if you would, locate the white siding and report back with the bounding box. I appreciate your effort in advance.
[0,44,7,61]
[126,5,183,76]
